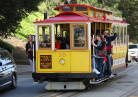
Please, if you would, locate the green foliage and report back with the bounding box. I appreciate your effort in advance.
[0,0,44,36]
[38,0,61,16]
[118,0,138,41]
[13,0,62,40]
[13,12,44,41]
[10,0,137,42]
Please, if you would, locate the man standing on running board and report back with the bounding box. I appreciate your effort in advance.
[103,30,117,78]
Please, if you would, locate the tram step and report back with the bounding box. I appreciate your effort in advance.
[89,75,115,84]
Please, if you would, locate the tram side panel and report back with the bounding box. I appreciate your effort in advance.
[33,50,93,81]
[112,46,127,74]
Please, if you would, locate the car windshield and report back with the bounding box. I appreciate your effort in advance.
[129,45,137,49]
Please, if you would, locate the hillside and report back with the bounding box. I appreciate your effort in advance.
[0,36,30,65]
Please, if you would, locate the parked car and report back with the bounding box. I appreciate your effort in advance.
[128,44,138,61]
[0,48,17,89]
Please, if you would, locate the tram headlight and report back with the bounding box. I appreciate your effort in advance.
[60,59,65,65]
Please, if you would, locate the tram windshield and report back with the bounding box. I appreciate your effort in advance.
[38,26,52,49]
[74,25,85,47]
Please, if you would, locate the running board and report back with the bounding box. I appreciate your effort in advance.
[90,75,115,84]
[45,81,85,90]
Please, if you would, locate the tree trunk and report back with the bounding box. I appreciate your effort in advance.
[102,0,106,7]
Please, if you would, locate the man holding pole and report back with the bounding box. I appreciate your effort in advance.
[103,30,117,78]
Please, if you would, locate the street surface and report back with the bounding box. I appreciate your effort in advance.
[0,62,138,97]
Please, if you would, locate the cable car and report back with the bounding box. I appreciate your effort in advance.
[32,4,129,90]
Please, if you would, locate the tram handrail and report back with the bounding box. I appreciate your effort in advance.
[33,36,35,72]
[92,35,100,74]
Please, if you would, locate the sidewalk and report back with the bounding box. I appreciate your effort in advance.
[16,65,32,74]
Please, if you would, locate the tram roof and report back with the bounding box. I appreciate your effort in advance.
[33,11,129,25]
[54,4,116,13]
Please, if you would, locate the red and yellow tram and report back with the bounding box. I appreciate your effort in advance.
[32,4,129,90]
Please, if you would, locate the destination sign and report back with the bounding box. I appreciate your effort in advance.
[40,55,52,69]
[103,15,123,21]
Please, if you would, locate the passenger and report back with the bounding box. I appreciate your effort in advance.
[75,36,84,47]
[58,37,66,49]
[26,35,36,73]
[43,34,51,48]
[92,33,106,81]
[54,38,60,50]
[103,30,117,78]
[103,38,113,78]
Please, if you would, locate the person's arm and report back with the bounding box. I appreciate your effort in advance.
[111,31,117,41]
[106,45,113,51]
[55,42,60,51]
[96,41,106,50]
[92,39,97,47]
[56,43,60,49]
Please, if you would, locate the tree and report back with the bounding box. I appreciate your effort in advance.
[97,0,138,42]
[118,0,138,41]
[0,0,44,37]
[102,0,106,7]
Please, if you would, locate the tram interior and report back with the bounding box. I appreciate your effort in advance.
[38,22,113,50]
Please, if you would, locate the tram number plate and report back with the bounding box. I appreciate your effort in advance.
[40,55,52,69]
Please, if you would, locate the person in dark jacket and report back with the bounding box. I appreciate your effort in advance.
[92,33,106,81]
[58,37,66,49]
[103,30,117,78]
[26,35,35,72]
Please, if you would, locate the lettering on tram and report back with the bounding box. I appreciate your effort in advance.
[32,4,129,90]
[40,55,52,69]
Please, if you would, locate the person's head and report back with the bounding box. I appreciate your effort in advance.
[103,30,108,36]
[77,37,84,43]
[44,34,48,40]
[57,37,63,44]
[28,35,32,42]
[96,33,104,41]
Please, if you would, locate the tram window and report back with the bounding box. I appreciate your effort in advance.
[38,26,51,49]
[116,26,120,45]
[62,7,73,12]
[96,13,99,17]
[90,12,94,17]
[76,7,87,11]
[120,27,123,44]
[96,10,100,17]
[70,24,87,49]
[83,13,88,15]
[74,25,85,47]
[99,11,103,17]
[112,26,116,45]
[124,27,127,44]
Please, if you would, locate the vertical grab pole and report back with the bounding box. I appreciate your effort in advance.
[93,35,95,70]
[92,35,100,74]
[33,36,35,73]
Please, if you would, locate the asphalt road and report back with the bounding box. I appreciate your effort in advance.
[0,74,48,97]
[0,62,138,97]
